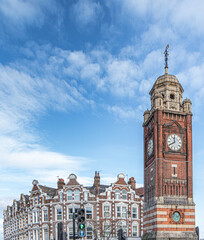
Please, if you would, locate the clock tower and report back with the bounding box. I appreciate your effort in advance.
[143,46,197,240]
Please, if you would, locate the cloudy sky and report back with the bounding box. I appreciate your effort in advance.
[0,0,204,237]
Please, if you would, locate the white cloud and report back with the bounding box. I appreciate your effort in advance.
[0,0,57,27]
[114,0,204,36]
[107,105,143,121]
[176,62,204,116]
[71,0,103,27]
[104,59,139,97]
[0,50,95,220]
[0,149,84,169]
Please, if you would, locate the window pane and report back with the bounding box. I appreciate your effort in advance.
[74,190,80,201]
[67,190,72,200]
[87,227,93,239]
[133,225,138,237]
[86,207,92,219]
[132,207,137,218]
[68,208,73,220]
[115,189,120,199]
[104,206,110,218]
[43,209,48,221]
[44,228,49,240]
[84,192,88,201]
[104,223,111,237]
[117,206,121,218]
[122,190,127,200]
[57,208,62,220]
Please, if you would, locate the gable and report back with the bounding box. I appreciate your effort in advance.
[164,120,183,130]
[31,185,39,192]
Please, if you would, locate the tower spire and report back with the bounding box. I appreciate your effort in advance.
[163,44,169,74]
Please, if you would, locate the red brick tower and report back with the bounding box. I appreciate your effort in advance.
[142,47,197,240]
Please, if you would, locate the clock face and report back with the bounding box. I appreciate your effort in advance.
[147,138,153,156]
[172,211,180,222]
[167,134,182,151]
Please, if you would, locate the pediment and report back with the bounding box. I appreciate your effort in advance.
[163,120,183,130]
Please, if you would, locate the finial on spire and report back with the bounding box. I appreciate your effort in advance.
[163,44,169,74]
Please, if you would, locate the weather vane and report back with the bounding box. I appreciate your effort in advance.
[163,44,169,74]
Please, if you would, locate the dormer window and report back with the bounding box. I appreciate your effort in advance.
[170,94,175,100]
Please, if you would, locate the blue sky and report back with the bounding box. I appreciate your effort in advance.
[0,0,204,237]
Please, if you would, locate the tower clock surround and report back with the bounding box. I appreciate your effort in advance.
[142,46,197,240]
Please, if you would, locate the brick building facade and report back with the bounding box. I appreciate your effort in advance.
[142,64,197,239]
[3,172,144,240]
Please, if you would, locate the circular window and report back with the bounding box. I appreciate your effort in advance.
[172,211,180,222]
[170,94,175,100]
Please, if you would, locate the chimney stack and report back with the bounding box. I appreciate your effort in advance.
[128,177,136,190]
[94,171,100,188]
[57,178,65,189]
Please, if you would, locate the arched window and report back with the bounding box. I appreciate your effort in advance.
[67,223,77,239]
[42,225,49,240]
[116,221,127,236]
[103,221,111,238]
[67,190,72,200]
[122,189,127,200]
[33,228,40,240]
[74,189,80,201]
[115,189,120,199]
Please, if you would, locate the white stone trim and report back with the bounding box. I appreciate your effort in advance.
[144,224,195,230]
[184,212,195,215]
[144,204,195,213]
[184,218,195,222]
[144,211,167,219]
[144,218,167,225]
